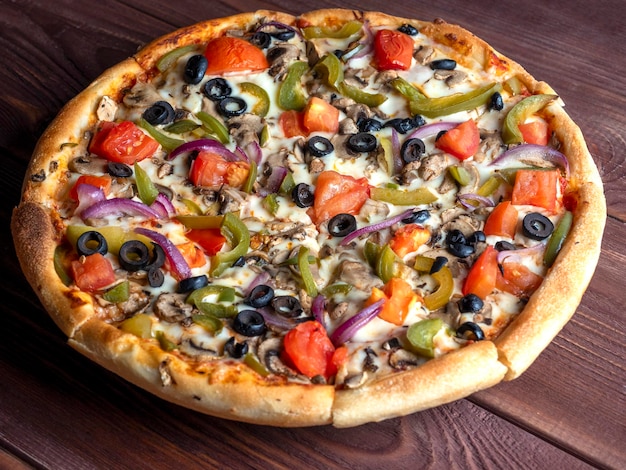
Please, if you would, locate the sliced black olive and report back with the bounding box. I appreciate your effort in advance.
[456,322,485,341]
[522,212,554,240]
[147,267,165,288]
[145,243,166,270]
[217,97,247,117]
[203,78,232,102]
[467,230,486,245]
[429,256,448,274]
[328,213,357,237]
[347,132,377,153]
[397,24,419,36]
[384,117,416,134]
[118,240,150,272]
[224,336,248,358]
[233,310,267,337]
[232,256,246,267]
[142,101,175,126]
[177,275,209,293]
[446,230,474,258]
[458,293,484,313]
[358,117,383,133]
[402,209,430,224]
[489,91,504,111]
[249,31,271,49]
[495,240,516,252]
[184,54,208,85]
[245,284,274,308]
[269,28,295,41]
[411,115,426,129]
[400,138,426,164]
[307,136,334,157]
[76,231,108,257]
[271,295,303,318]
[430,59,457,70]
[291,183,315,208]
[107,161,133,178]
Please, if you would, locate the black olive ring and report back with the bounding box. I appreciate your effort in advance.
[456,322,485,341]
[76,231,108,257]
[118,240,150,272]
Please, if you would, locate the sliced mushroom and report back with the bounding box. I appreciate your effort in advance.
[333,260,382,292]
[153,292,194,323]
[388,348,421,370]
[267,44,301,79]
[359,198,390,221]
[123,82,163,110]
[229,113,264,148]
[343,372,369,388]
[418,153,449,181]
[96,95,118,122]
[414,45,435,64]
[69,155,109,175]
[219,187,247,214]
[257,337,297,377]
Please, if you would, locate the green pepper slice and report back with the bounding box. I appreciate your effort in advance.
[138,118,184,152]
[544,210,573,267]
[196,302,238,318]
[409,82,502,119]
[210,212,251,277]
[376,244,398,284]
[389,77,427,101]
[156,45,197,72]
[262,193,279,215]
[314,53,343,89]
[155,331,177,351]
[186,284,236,306]
[134,162,159,205]
[338,82,387,107]
[413,256,454,311]
[239,82,270,117]
[302,20,363,39]
[321,283,353,297]
[298,246,318,297]
[191,314,223,335]
[196,111,230,144]
[176,215,223,229]
[54,245,73,286]
[502,94,558,144]
[103,281,130,303]
[244,353,270,377]
[449,165,471,186]
[278,61,309,111]
[406,318,444,358]
[279,171,296,195]
[119,313,152,339]
[370,187,437,205]
[242,160,257,194]
[65,225,152,255]
[476,175,503,197]
[164,119,201,134]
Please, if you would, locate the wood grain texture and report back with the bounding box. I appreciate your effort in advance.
[1,0,624,468]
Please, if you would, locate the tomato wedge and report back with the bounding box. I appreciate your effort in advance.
[303,97,339,134]
[483,201,518,239]
[389,224,430,257]
[70,253,116,293]
[69,175,112,201]
[189,151,250,188]
[204,36,268,75]
[434,119,480,160]
[368,277,419,326]
[496,262,543,297]
[511,169,559,212]
[279,110,308,138]
[462,246,498,299]
[307,170,370,225]
[518,120,549,146]
[374,29,414,71]
[185,228,226,256]
[89,121,159,164]
[282,320,338,379]
[176,241,206,268]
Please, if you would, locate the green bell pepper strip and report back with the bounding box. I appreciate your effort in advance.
[370,187,438,205]
[364,240,383,269]
[191,314,223,335]
[179,198,204,215]
[476,175,502,197]
[262,193,279,215]
[155,331,177,351]
[409,82,502,119]
[260,124,271,147]
[321,283,353,297]
[413,256,454,311]
[119,313,152,339]
[54,245,73,286]
[196,111,230,144]
[103,281,130,303]
[210,212,251,277]
[279,171,296,195]
[164,119,201,134]
[297,246,318,297]
[134,162,159,206]
[502,94,558,144]
[156,45,196,72]
[278,61,309,111]
[242,160,257,194]
[186,285,237,306]
[376,244,398,284]
[244,352,270,377]
[65,225,153,256]
[239,82,270,117]
[302,20,363,39]
[406,318,444,358]
[196,302,238,318]
[138,118,184,152]
[449,165,471,186]
[389,77,426,101]
[176,214,223,229]
[543,210,573,267]
[338,82,387,108]
[379,137,394,176]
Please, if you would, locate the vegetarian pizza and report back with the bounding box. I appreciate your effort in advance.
[11,9,606,427]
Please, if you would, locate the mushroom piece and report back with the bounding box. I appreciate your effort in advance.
[333,259,382,292]
[228,113,264,148]
[153,292,194,323]
[219,187,247,214]
[178,337,219,360]
[388,348,422,370]
[266,44,301,79]
[69,155,109,175]
[418,153,449,181]
[96,95,118,122]
[256,337,299,377]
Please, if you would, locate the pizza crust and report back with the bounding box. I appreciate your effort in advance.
[11,9,606,427]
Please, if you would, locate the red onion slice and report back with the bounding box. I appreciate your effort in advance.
[391,128,403,174]
[75,183,106,215]
[150,193,176,218]
[340,208,415,246]
[457,193,495,211]
[81,198,164,221]
[134,227,192,280]
[311,294,327,329]
[167,138,243,162]
[245,271,273,296]
[330,299,384,346]
[489,144,570,178]
[256,21,301,38]
[406,121,460,141]
[496,242,545,264]
[258,166,288,196]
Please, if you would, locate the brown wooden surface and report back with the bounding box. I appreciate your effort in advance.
[1,1,624,468]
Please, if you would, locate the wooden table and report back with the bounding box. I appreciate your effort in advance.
[1,1,624,468]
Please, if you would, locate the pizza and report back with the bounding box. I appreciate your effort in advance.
[11,9,606,427]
